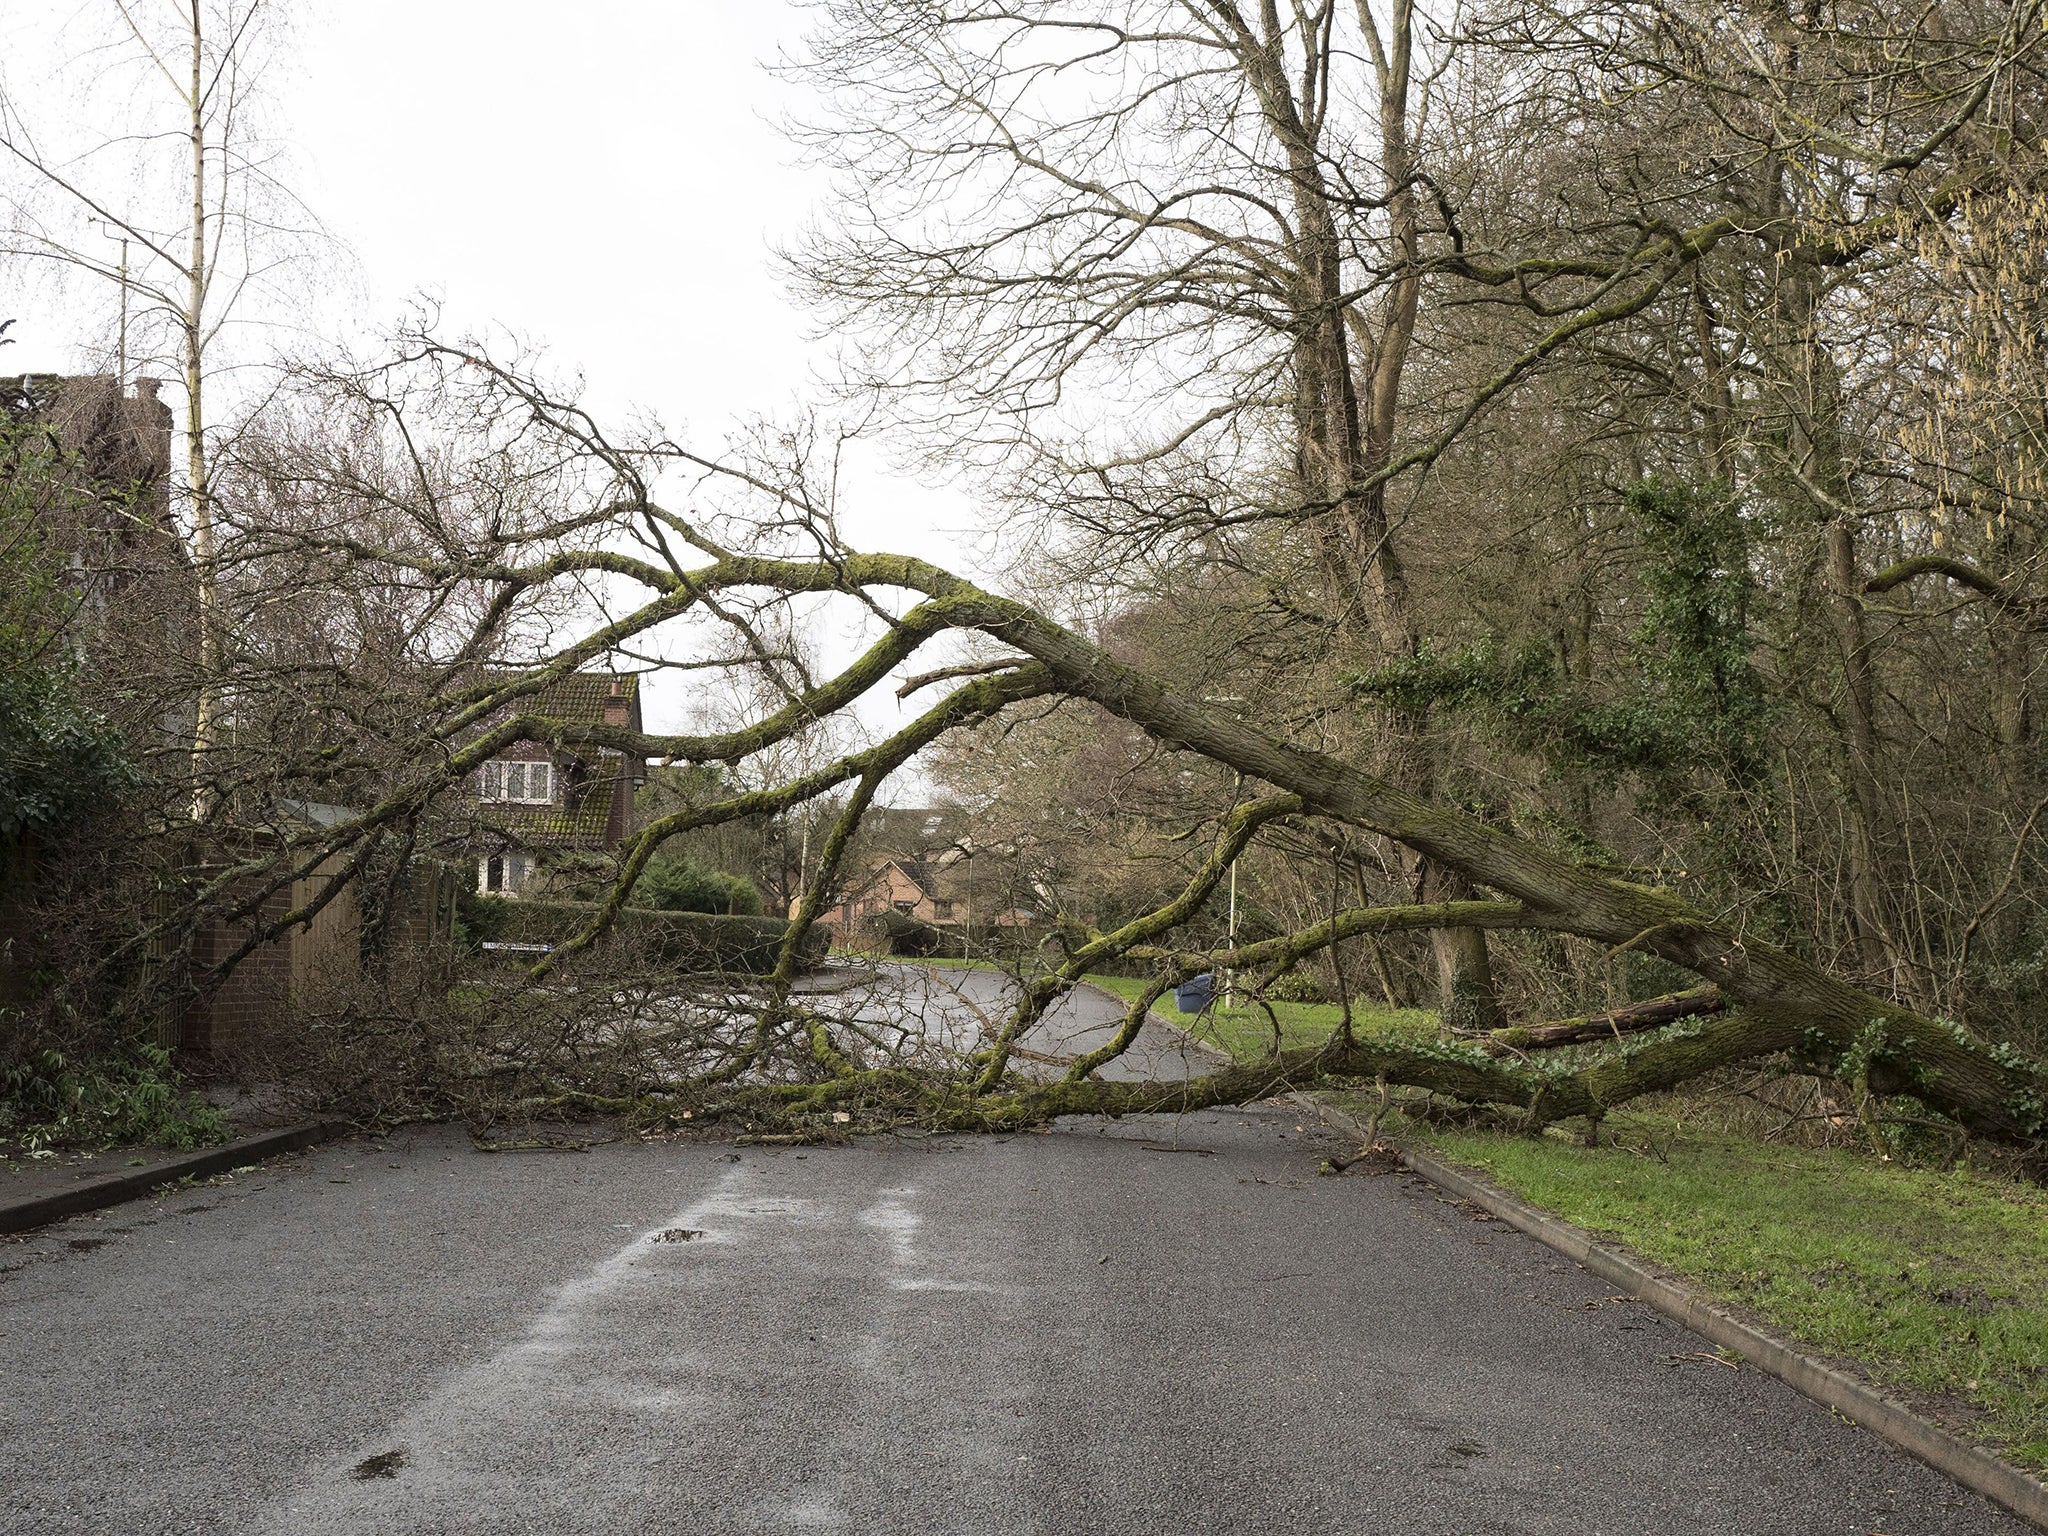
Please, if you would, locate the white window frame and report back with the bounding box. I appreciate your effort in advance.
[481,758,554,804]
[479,852,535,896]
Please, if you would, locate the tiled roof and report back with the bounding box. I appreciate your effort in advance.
[479,668,639,726]
[481,789,616,845]
[895,859,941,899]
[468,669,643,850]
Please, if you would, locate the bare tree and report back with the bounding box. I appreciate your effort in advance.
[174,337,2048,1152]
[0,0,322,811]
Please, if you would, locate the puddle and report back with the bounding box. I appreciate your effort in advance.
[352,1449,407,1480]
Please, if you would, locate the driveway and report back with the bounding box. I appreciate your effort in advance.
[0,1107,2021,1535]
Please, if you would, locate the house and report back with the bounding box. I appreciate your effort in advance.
[0,373,194,736]
[467,670,647,897]
[0,374,463,1057]
[809,809,1039,945]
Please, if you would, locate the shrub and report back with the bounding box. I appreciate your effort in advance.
[861,908,943,956]
[1263,969,1327,1004]
[630,856,763,916]
[0,1040,227,1152]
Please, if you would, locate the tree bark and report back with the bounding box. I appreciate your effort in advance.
[1481,987,1724,1053]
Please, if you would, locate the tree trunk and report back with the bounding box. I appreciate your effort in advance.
[185,14,220,821]
[888,562,2048,1145]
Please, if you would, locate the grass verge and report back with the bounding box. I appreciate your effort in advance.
[1365,1108,2048,1471]
[1081,973,1434,1060]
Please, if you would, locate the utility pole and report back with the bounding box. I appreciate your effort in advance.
[90,220,129,383]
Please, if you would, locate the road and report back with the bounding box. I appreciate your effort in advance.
[839,961,1224,1080]
[0,1107,2023,1535]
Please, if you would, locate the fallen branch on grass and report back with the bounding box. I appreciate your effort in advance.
[1479,987,1726,1055]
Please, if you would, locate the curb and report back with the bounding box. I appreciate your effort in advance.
[0,1120,353,1236]
[1297,1096,2048,1532]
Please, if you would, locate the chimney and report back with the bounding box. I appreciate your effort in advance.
[603,675,629,726]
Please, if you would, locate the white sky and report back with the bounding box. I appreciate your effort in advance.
[3,0,997,766]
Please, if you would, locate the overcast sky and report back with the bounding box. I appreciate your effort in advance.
[286,0,978,571]
[5,1,992,765]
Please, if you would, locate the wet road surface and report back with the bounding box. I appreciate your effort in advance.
[857,961,1224,1080]
[1,1107,2023,1535]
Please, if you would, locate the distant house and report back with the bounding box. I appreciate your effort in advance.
[810,809,1038,944]
[468,670,646,897]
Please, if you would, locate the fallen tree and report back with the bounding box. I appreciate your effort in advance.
[194,343,2048,1154]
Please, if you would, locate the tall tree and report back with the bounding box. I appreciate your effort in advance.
[0,0,318,813]
[790,0,1523,1023]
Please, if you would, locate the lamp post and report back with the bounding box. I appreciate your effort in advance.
[1226,856,1238,1007]
[91,220,130,384]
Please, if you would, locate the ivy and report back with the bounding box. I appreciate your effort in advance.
[1349,477,1772,801]
[0,667,138,840]
[0,407,138,842]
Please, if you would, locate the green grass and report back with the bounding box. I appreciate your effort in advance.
[1079,973,1435,1060]
[1387,1111,2048,1468]
[895,957,1433,1060]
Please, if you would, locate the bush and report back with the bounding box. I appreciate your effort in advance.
[458,894,822,975]
[1263,968,1327,1004]
[630,856,763,916]
[860,909,943,956]
[0,1040,227,1153]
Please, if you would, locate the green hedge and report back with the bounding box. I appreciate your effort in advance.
[460,895,823,975]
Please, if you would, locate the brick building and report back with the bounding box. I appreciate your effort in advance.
[466,670,647,896]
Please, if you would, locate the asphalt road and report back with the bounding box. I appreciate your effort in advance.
[0,1109,2024,1535]
[852,961,1224,1080]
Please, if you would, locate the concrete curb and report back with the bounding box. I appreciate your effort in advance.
[0,1120,352,1236]
[1297,1096,2048,1532]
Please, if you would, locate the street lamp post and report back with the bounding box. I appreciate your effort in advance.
[1201,698,1249,1013]
[91,220,130,384]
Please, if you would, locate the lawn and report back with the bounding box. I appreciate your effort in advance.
[1080,972,1435,1060]
[900,956,1434,1060]
[1378,1110,2048,1469]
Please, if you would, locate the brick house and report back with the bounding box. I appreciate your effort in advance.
[0,373,194,738]
[468,670,647,897]
[812,810,1039,945]
[0,376,469,1055]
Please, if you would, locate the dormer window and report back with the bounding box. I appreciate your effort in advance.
[481,758,553,804]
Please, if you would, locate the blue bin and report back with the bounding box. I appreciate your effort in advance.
[1174,972,1216,1015]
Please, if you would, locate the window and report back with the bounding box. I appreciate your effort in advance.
[481,852,534,895]
[933,900,954,919]
[481,759,553,804]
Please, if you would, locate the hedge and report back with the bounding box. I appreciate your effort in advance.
[461,896,825,975]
